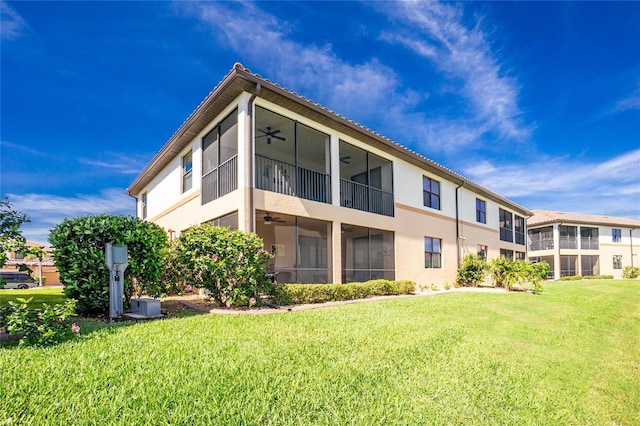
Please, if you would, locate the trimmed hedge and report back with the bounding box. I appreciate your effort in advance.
[558,276,583,281]
[583,275,614,280]
[273,279,416,305]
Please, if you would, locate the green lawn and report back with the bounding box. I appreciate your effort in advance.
[0,286,68,308]
[1,280,639,425]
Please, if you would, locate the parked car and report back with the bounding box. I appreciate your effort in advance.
[0,272,38,289]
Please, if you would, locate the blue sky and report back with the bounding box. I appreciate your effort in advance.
[1,1,639,244]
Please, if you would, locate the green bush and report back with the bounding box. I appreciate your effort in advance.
[558,275,583,281]
[273,280,415,305]
[0,297,78,346]
[175,224,273,307]
[622,266,640,279]
[456,255,487,287]
[583,275,614,280]
[49,214,168,316]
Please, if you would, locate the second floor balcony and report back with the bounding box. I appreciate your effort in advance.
[256,154,331,204]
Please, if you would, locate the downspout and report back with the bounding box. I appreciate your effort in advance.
[455,181,465,267]
[631,228,637,268]
[247,83,261,233]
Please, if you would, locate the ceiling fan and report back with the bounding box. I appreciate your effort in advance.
[256,127,286,144]
[263,212,286,225]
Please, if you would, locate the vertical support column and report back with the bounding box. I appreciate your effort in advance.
[332,220,342,284]
[330,134,340,207]
[236,92,252,232]
[553,223,561,279]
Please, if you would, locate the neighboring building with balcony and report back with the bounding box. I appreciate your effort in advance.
[127,64,530,286]
[528,210,640,279]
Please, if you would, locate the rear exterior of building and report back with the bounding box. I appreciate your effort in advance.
[527,210,640,279]
[128,64,530,286]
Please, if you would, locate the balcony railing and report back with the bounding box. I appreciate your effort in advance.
[256,154,330,203]
[202,155,238,205]
[529,239,554,251]
[580,238,599,250]
[559,236,578,249]
[340,179,394,217]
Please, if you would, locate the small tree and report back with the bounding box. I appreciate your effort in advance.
[456,254,488,287]
[176,224,273,306]
[49,214,168,316]
[488,257,521,289]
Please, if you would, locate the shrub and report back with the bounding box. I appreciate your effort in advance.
[273,280,416,305]
[175,224,273,307]
[583,275,614,280]
[34,276,47,285]
[1,297,78,346]
[49,215,168,316]
[456,255,488,287]
[488,257,521,289]
[558,275,583,281]
[622,266,640,279]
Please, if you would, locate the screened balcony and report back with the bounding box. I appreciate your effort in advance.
[528,226,554,251]
[255,107,331,204]
[339,141,394,217]
[559,225,578,249]
[202,109,238,204]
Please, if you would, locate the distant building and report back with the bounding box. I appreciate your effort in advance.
[1,241,61,285]
[127,63,530,286]
[527,210,640,279]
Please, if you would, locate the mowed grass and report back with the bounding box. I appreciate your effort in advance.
[0,286,68,308]
[1,281,639,425]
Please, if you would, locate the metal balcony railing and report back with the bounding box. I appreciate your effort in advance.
[559,236,578,249]
[340,179,394,217]
[202,155,238,205]
[529,239,554,251]
[256,155,330,203]
[580,238,599,250]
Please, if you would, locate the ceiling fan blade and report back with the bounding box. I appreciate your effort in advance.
[269,129,281,136]
[272,135,286,141]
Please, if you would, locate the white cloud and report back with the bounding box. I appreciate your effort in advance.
[378,1,531,142]
[464,149,640,218]
[77,153,151,175]
[1,1,27,40]
[613,89,640,114]
[6,189,134,244]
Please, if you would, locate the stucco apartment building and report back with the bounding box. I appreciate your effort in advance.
[127,64,530,286]
[528,210,640,279]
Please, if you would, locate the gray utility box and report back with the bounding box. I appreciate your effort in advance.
[130,298,162,318]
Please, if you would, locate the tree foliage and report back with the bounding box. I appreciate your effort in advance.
[174,224,273,306]
[49,214,168,315]
[0,199,30,270]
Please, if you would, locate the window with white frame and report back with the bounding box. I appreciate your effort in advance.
[424,237,442,268]
[476,198,486,223]
[423,177,440,210]
[612,228,621,243]
[182,151,193,193]
[613,255,622,269]
[142,192,147,219]
[477,244,488,260]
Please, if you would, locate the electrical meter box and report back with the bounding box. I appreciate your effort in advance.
[130,298,162,318]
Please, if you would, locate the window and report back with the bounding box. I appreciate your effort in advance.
[477,245,488,260]
[581,255,599,276]
[14,251,25,260]
[499,208,513,242]
[142,192,147,220]
[182,151,193,193]
[476,198,486,223]
[515,251,526,260]
[613,255,622,270]
[424,237,442,268]
[500,249,514,261]
[612,228,621,243]
[514,215,525,245]
[423,177,440,210]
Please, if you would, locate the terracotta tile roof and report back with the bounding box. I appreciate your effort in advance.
[528,209,640,228]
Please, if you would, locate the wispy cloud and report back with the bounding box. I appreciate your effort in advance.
[6,189,134,244]
[378,1,531,142]
[1,1,27,40]
[464,149,640,218]
[612,88,640,114]
[77,153,151,175]
[176,1,530,154]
